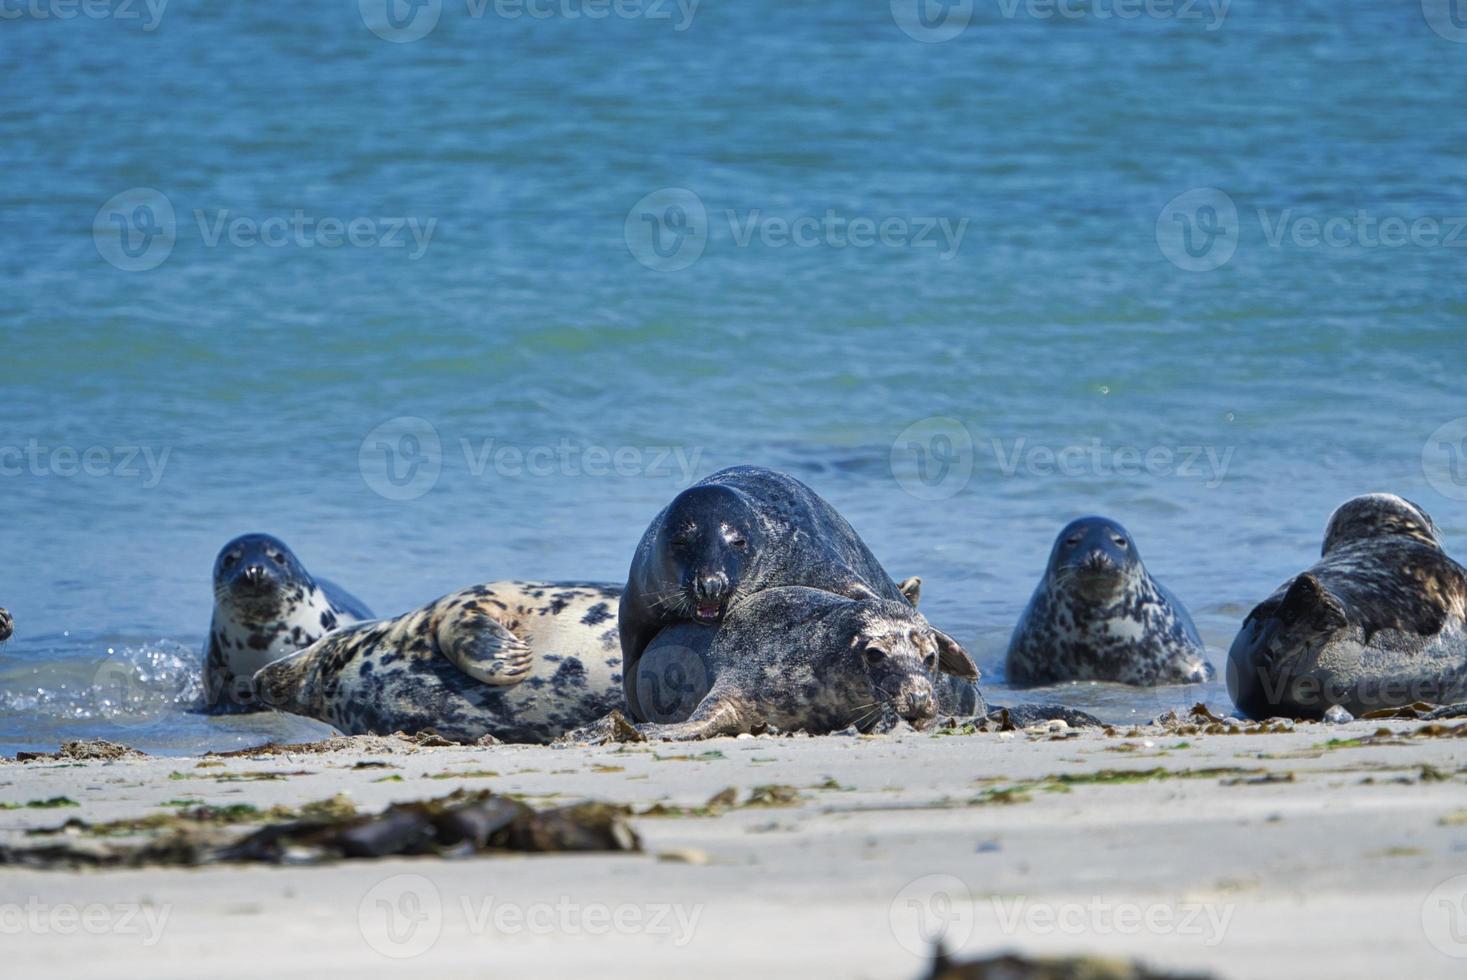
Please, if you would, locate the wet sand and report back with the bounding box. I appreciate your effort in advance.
[3,718,1466,979]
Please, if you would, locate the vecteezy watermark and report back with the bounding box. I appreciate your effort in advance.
[1158,187,1467,272]
[890,417,976,502]
[1423,874,1467,958]
[358,0,699,44]
[358,875,704,958]
[0,0,167,30]
[1423,417,1467,502]
[891,0,1228,42]
[890,0,975,43]
[0,899,171,946]
[889,874,975,957]
[93,188,437,271]
[358,417,703,501]
[0,440,171,488]
[990,896,1234,945]
[626,188,969,272]
[1422,0,1467,43]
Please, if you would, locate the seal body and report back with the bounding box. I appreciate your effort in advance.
[255,582,625,744]
[1006,517,1212,687]
[0,607,11,643]
[625,586,981,740]
[1228,494,1467,720]
[204,533,372,712]
[619,465,968,718]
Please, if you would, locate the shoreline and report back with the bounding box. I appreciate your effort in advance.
[3,718,1466,978]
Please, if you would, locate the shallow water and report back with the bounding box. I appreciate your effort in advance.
[1,3,1464,755]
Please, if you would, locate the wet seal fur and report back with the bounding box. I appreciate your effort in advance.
[205,534,372,712]
[1007,517,1212,687]
[254,582,626,744]
[0,607,12,643]
[1228,494,1467,720]
[619,465,972,719]
[611,585,980,741]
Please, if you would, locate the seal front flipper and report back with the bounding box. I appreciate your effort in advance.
[637,689,748,741]
[438,612,534,687]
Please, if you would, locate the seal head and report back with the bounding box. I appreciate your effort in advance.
[653,484,765,626]
[0,607,12,644]
[1006,517,1212,687]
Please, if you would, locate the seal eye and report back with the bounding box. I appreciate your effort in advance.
[1113,537,1128,548]
[862,646,885,668]
[729,535,748,551]
[270,552,286,566]
[1066,535,1083,547]
[222,554,239,569]
[923,653,938,670]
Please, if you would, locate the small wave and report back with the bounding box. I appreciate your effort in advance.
[0,640,203,725]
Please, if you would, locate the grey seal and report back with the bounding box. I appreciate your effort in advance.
[619,465,972,719]
[204,533,372,712]
[1006,517,1212,686]
[255,581,626,743]
[619,585,981,740]
[0,607,11,643]
[1228,494,1467,720]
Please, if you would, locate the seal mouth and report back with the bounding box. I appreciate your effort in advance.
[693,602,723,624]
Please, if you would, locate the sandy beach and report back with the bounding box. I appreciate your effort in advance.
[3,716,1466,979]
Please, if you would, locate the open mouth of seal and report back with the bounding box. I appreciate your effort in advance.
[693,603,723,624]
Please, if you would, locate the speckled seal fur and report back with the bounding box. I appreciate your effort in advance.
[622,586,980,740]
[204,533,372,713]
[619,465,973,719]
[254,581,626,744]
[1228,494,1467,720]
[1006,517,1212,687]
[0,607,12,644]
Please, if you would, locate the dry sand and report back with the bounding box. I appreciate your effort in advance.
[3,717,1467,979]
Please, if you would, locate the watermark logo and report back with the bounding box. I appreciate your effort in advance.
[0,899,170,946]
[889,874,974,957]
[359,0,443,42]
[635,640,713,723]
[94,188,176,272]
[1424,418,1467,502]
[625,188,709,272]
[1423,874,1467,957]
[0,0,168,30]
[359,417,444,502]
[1423,0,1467,43]
[890,0,974,42]
[359,874,443,959]
[890,417,975,501]
[1156,187,1238,272]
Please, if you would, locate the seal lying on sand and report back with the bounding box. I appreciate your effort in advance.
[611,586,981,740]
[255,582,626,743]
[204,533,372,712]
[1007,517,1212,686]
[620,465,971,719]
[0,607,12,643]
[1228,494,1467,720]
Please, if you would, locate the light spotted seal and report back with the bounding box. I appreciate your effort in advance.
[619,465,972,719]
[254,582,626,743]
[0,607,11,643]
[204,533,372,712]
[1006,517,1213,687]
[610,585,981,741]
[1228,494,1467,720]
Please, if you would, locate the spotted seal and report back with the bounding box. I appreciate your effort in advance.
[1228,494,1467,720]
[610,585,980,740]
[204,533,372,712]
[254,582,626,743]
[1006,517,1213,687]
[0,607,11,643]
[619,465,971,719]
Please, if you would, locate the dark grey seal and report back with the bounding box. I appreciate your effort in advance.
[619,585,980,740]
[255,581,626,744]
[1006,517,1212,687]
[0,607,11,643]
[619,465,971,719]
[204,533,372,712]
[1228,494,1467,720]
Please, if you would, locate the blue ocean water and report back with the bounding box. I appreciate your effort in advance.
[1,1,1464,755]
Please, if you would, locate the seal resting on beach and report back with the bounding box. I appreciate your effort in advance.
[254,582,626,744]
[0,607,12,643]
[619,465,971,719]
[1228,494,1467,720]
[606,585,980,740]
[204,533,372,712]
[1006,517,1212,687]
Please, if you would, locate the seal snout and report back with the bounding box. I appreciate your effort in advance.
[689,572,730,624]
